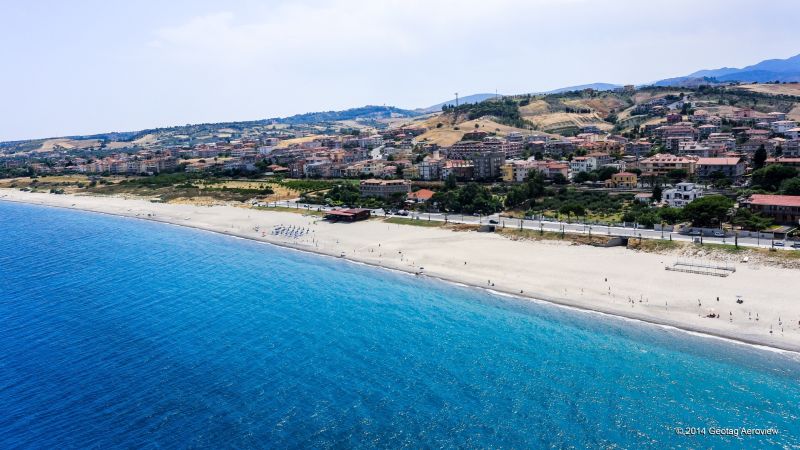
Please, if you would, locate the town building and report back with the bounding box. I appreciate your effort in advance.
[662,182,703,208]
[657,124,697,152]
[639,155,697,178]
[441,160,474,181]
[569,156,593,175]
[471,151,505,180]
[407,189,435,203]
[696,157,746,180]
[604,172,638,189]
[771,120,798,134]
[678,141,712,158]
[569,152,611,176]
[698,124,720,139]
[765,157,800,168]
[359,179,411,198]
[742,194,800,225]
[324,208,372,222]
[766,112,788,122]
[502,160,537,183]
[783,140,800,157]
[624,140,653,158]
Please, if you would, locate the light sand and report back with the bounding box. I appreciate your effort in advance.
[3,188,800,353]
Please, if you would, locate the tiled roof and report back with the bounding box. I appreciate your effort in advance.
[746,194,800,208]
[696,157,742,166]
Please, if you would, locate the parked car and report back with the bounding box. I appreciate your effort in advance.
[791,243,800,249]
[713,231,724,237]
[489,219,499,224]
[689,230,701,236]
[774,241,785,247]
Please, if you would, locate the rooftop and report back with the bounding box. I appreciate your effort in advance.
[407,189,435,201]
[642,155,696,163]
[361,178,410,186]
[766,157,800,163]
[696,157,742,166]
[324,208,372,218]
[746,194,800,208]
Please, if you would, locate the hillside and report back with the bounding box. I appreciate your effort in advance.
[413,115,538,147]
[6,60,800,157]
[276,105,420,125]
[735,83,800,98]
[416,93,500,114]
[0,105,420,155]
[544,83,622,94]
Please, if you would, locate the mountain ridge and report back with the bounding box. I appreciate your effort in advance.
[655,53,800,86]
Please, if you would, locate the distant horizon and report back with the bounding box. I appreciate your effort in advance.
[3,0,800,142]
[1,70,794,144]
[0,72,787,143]
[2,52,797,143]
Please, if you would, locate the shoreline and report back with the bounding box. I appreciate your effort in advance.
[3,189,800,355]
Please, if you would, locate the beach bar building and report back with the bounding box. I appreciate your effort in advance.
[324,208,371,222]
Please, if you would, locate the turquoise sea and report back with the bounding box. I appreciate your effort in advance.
[1,201,799,448]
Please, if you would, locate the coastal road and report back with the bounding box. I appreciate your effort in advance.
[264,200,797,251]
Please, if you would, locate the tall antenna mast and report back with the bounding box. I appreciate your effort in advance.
[454,92,459,108]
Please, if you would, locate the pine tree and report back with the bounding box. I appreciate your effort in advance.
[753,145,767,170]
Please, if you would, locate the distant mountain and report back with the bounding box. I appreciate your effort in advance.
[654,53,800,86]
[416,93,499,114]
[544,83,622,94]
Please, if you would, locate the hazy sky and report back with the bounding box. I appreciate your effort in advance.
[2,0,799,141]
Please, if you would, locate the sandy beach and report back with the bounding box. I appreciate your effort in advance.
[3,188,800,353]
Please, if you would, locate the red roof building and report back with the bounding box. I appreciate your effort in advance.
[766,157,800,167]
[696,157,745,179]
[742,194,800,225]
[324,208,372,222]
[407,189,435,202]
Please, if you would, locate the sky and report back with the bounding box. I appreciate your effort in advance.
[2,0,800,141]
